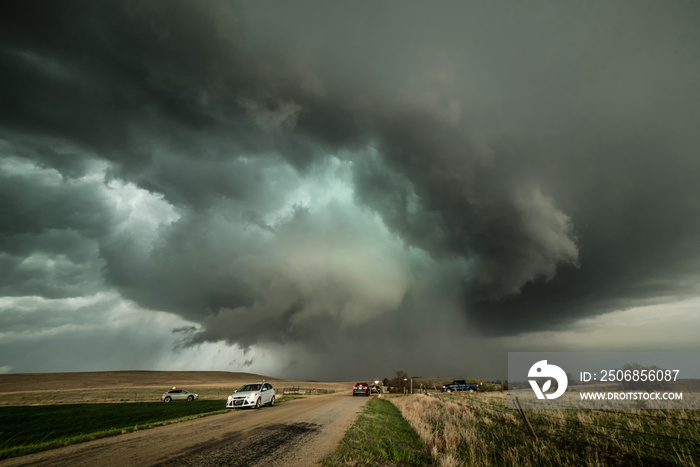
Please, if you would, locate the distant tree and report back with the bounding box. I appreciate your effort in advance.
[390,369,409,390]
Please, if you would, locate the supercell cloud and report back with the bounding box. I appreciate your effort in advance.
[1,0,699,379]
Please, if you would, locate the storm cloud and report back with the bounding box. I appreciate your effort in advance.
[1,0,699,379]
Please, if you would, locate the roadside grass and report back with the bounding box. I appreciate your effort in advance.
[323,397,432,466]
[277,395,306,402]
[0,396,298,460]
[391,392,700,466]
[0,387,247,406]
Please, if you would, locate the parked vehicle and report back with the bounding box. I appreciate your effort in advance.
[162,388,198,402]
[353,382,370,396]
[226,382,275,409]
[442,380,479,393]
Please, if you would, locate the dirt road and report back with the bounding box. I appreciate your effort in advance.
[0,394,370,467]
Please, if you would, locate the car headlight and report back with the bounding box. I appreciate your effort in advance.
[228,395,232,400]
[248,393,256,398]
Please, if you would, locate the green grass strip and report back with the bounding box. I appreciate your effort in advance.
[0,396,301,460]
[0,401,230,459]
[323,397,432,466]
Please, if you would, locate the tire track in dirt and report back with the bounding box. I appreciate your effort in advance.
[158,422,320,467]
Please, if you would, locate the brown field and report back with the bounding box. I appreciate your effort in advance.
[390,392,700,466]
[0,371,354,406]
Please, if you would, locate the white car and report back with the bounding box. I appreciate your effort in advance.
[161,388,198,402]
[226,382,275,409]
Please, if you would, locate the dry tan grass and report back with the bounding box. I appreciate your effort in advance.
[0,371,354,406]
[390,392,700,466]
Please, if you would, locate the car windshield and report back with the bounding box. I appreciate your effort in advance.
[237,384,262,392]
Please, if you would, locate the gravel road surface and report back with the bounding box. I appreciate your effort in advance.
[0,394,370,467]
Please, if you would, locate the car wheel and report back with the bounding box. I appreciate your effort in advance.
[469,389,475,393]
[269,396,275,407]
[255,398,261,409]
[164,397,171,403]
[187,395,194,401]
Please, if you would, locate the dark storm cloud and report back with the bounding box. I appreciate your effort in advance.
[2,0,700,378]
[1,0,288,173]
[240,1,700,333]
[0,157,112,238]
[0,152,111,299]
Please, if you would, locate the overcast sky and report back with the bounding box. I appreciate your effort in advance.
[1,1,699,381]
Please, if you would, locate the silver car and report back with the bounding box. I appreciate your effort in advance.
[161,388,198,402]
[226,382,275,409]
